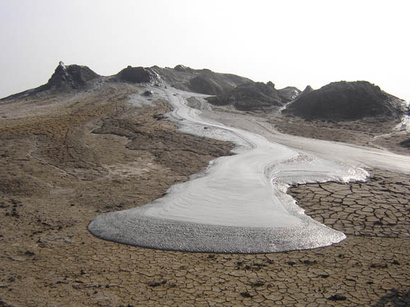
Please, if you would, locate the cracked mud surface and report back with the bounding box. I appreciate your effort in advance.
[0,83,409,306]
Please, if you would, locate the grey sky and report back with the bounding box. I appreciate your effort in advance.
[0,0,408,101]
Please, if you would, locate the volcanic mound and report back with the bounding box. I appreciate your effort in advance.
[47,61,99,89]
[115,66,158,83]
[283,81,406,120]
[1,62,100,100]
[153,65,252,95]
[207,82,301,112]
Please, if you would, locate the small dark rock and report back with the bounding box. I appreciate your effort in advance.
[142,90,153,97]
[153,114,165,120]
[240,291,252,298]
[251,281,265,287]
[328,294,347,301]
[302,260,318,265]
[399,138,410,148]
[370,263,388,269]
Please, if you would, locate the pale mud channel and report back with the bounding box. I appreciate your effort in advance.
[88,85,410,253]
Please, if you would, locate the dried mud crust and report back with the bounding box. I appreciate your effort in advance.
[0,85,409,306]
[288,169,410,238]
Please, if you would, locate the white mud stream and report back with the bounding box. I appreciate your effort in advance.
[88,86,409,253]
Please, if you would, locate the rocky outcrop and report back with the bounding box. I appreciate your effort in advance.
[189,74,225,95]
[45,61,99,90]
[115,66,157,83]
[207,82,300,112]
[143,64,301,106]
[187,70,253,95]
[283,81,405,120]
[277,86,302,103]
[153,65,252,95]
[1,62,100,100]
[174,65,194,73]
[399,138,410,148]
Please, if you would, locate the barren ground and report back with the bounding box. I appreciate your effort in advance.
[274,115,409,155]
[0,83,409,306]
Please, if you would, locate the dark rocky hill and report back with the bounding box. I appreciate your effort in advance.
[47,62,99,90]
[277,86,302,103]
[114,66,158,83]
[1,63,252,101]
[206,82,301,112]
[159,66,304,112]
[153,65,252,95]
[283,81,406,120]
[1,62,100,100]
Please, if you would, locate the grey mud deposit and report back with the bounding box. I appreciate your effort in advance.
[88,85,370,253]
[89,211,345,253]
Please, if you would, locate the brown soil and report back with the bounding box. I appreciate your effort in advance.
[0,83,409,306]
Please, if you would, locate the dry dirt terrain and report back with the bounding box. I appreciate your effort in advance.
[0,82,409,306]
[274,115,410,156]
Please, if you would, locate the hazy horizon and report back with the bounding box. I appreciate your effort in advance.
[1,0,409,101]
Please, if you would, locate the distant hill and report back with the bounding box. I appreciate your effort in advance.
[153,65,301,111]
[1,62,100,100]
[1,63,253,101]
[282,81,406,120]
[47,62,100,90]
[2,64,405,124]
[152,65,252,95]
[114,66,158,83]
[207,82,300,112]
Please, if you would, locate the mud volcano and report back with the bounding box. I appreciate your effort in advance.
[283,81,405,120]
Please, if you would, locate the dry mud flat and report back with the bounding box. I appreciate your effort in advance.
[0,83,409,306]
